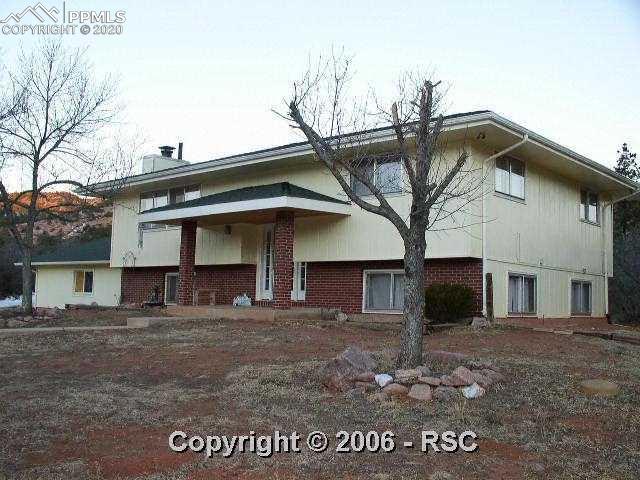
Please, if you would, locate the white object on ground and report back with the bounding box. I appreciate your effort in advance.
[461,382,485,399]
[232,293,252,306]
[0,296,23,308]
[374,373,393,388]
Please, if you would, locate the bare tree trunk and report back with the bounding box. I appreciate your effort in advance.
[398,227,427,367]
[21,249,33,313]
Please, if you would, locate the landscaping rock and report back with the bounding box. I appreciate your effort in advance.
[408,384,432,401]
[374,373,393,388]
[461,382,485,399]
[470,370,491,387]
[433,386,459,401]
[382,383,409,397]
[480,369,505,384]
[451,366,474,385]
[353,371,375,383]
[471,317,490,329]
[417,376,441,386]
[440,374,467,387]
[579,379,620,397]
[429,350,468,363]
[320,346,377,392]
[354,381,377,392]
[416,365,432,376]
[394,368,421,384]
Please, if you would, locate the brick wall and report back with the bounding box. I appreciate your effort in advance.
[121,257,483,313]
[178,220,197,305]
[121,267,177,304]
[273,211,294,309]
[194,264,256,305]
[301,258,483,314]
[121,264,256,305]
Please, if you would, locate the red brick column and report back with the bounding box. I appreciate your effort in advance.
[273,211,294,309]
[178,220,197,305]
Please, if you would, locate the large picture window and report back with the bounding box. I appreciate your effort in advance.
[73,270,94,294]
[495,156,525,199]
[571,280,591,315]
[580,190,599,224]
[351,154,402,196]
[364,270,405,312]
[508,273,536,314]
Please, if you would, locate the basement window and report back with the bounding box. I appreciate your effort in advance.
[495,156,525,200]
[73,270,94,295]
[508,273,536,314]
[571,280,592,315]
[580,190,599,224]
[363,270,405,313]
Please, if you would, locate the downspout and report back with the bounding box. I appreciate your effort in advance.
[481,134,529,317]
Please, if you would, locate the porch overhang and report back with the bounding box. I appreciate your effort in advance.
[138,182,351,226]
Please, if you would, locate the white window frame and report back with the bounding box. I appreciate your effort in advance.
[139,184,201,213]
[362,269,405,314]
[495,156,526,200]
[291,262,307,301]
[260,224,274,300]
[351,154,404,197]
[164,272,179,305]
[72,269,94,296]
[570,279,592,315]
[579,189,600,225]
[507,272,537,315]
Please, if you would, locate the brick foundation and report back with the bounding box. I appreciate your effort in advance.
[121,257,482,314]
[300,258,483,314]
[194,264,256,305]
[121,266,178,304]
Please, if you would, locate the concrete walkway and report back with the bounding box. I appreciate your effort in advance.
[0,325,145,335]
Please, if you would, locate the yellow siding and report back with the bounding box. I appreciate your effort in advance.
[110,144,483,267]
[35,265,122,308]
[477,143,611,318]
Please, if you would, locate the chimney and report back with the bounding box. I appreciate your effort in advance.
[177,142,183,160]
[159,145,175,158]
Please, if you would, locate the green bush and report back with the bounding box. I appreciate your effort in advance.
[424,283,475,324]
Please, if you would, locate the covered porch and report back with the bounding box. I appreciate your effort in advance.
[138,182,350,309]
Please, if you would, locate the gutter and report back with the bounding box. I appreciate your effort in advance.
[481,133,529,317]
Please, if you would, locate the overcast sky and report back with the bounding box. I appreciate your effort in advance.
[2,0,639,191]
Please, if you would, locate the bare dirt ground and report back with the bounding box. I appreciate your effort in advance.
[1,311,638,480]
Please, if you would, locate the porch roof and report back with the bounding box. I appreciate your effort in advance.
[138,182,351,225]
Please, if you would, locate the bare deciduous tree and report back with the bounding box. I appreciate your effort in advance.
[0,41,136,313]
[280,54,487,367]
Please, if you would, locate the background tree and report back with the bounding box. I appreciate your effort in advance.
[280,54,489,367]
[0,41,135,313]
[610,143,640,324]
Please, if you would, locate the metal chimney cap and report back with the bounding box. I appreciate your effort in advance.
[159,145,175,158]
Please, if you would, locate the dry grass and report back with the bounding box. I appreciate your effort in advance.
[0,311,638,479]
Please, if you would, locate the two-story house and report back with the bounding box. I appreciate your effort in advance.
[30,111,637,323]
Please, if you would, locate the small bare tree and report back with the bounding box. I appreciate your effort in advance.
[0,41,135,313]
[281,54,486,367]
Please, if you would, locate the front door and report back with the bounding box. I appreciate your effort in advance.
[261,225,274,300]
[165,273,179,305]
